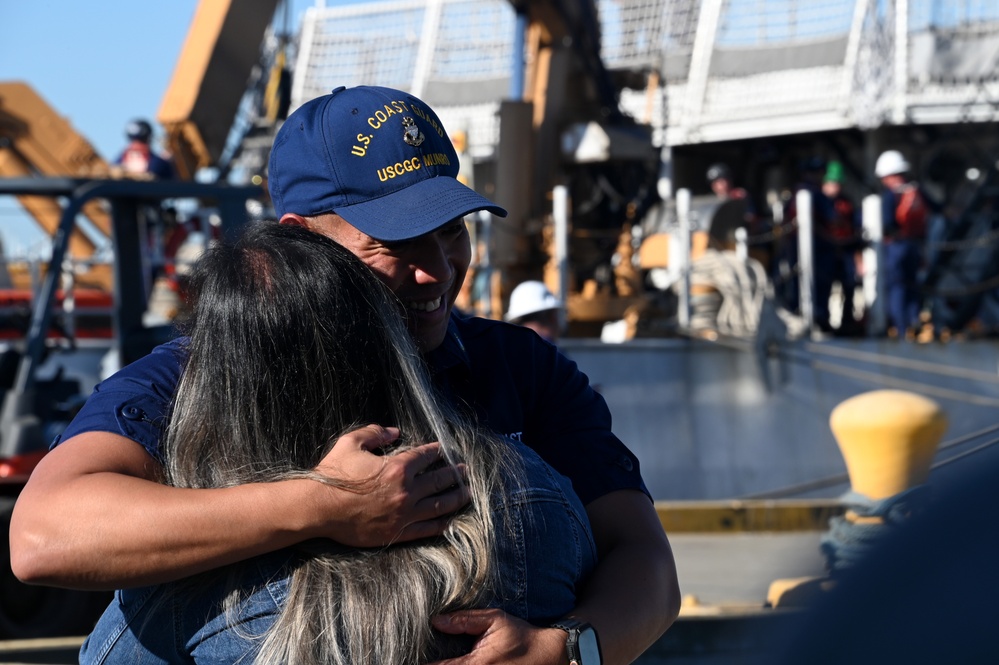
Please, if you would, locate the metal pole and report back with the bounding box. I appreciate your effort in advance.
[657,145,673,201]
[510,9,528,100]
[893,0,909,124]
[839,0,870,113]
[796,189,814,335]
[476,210,493,318]
[0,185,86,457]
[685,0,724,128]
[862,193,886,336]
[0,236,10,289]
[16,191,89,394]
[677,188,692,329]
[735,226,748,262]
[411,0,443,99]
[553,183,570,312]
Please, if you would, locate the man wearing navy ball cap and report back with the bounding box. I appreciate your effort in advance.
[12,86,679,665]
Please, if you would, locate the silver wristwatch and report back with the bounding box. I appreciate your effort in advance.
[551,618,602,665]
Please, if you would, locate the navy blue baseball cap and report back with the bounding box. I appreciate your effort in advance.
[268,85,507,241]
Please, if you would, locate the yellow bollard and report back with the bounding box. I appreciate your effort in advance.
[829,389,948,501]
[768,390,947,605]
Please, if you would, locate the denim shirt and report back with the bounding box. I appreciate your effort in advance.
[80,436,597,664]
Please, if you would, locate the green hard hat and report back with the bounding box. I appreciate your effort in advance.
[825,160,844,183]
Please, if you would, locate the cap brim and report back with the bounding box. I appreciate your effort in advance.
[334,177,507,242]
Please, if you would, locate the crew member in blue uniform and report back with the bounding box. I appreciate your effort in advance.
[11,85,680,665]
[875,149,939,339]
[820,160,864,335]
[779,157,837,329]
[114,119,176,180]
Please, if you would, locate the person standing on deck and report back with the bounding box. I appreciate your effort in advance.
[875,150,939,339]
[505,280,563,344]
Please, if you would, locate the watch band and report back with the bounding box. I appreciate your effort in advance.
[551,618,589,665]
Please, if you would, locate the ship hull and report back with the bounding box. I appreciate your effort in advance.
[564,336,999,500]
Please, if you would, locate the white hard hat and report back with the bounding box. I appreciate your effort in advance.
[505,280,561,322]
[875,150,911,178]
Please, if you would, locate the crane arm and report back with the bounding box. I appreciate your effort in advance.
[0,81,112,257]
[157,0,281,179]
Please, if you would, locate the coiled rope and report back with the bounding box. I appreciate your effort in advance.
[820,485,932,574]
[686,249,770,336]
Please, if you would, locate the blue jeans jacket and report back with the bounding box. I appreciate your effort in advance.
[80,439,597,664]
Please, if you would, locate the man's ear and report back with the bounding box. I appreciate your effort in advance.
[278,213,309,228]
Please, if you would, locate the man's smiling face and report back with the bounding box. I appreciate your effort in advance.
[305,213,471,353]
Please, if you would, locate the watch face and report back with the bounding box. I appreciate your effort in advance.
[578,627,601,664]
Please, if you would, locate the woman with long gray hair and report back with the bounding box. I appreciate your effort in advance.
[80,222,597,664]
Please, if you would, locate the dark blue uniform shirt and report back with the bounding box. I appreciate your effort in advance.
[55,314,649,506]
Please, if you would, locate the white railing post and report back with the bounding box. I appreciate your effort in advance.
[893,0,910,125]
[553,183,570,311]
[676,188,692,329]
[796,189,814,335]
[683,0,724,134]
[735,226,748,262]
[410,0,444,99]
[839,0,871,114]
[475,209,493,318]
[862,193,885,336]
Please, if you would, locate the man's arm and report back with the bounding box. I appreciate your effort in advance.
[432,489,680,665]
[571,490,680,663]
[10,425,470,590]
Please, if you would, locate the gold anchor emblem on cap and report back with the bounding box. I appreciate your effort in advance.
[402,117,425,147]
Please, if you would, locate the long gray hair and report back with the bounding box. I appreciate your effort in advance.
[162,222,519,664]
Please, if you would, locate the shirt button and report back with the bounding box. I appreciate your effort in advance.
[121,406,144,421]
[617,456,634,472]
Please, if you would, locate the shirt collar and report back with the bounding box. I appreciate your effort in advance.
[427,314,471,375]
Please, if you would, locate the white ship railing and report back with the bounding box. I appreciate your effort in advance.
[292,0,999,152]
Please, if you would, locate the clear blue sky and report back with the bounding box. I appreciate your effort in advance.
[0,0,316,253]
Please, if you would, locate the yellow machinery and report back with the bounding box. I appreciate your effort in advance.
[0,82,113,289]
[491,1,659,335]
[2,0,281,289]
[158,0,282,180]
[5,0,662,335]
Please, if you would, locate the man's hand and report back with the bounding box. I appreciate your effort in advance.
[10,425,472,590]
[312,424,472,547]
[429,609,566,665]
